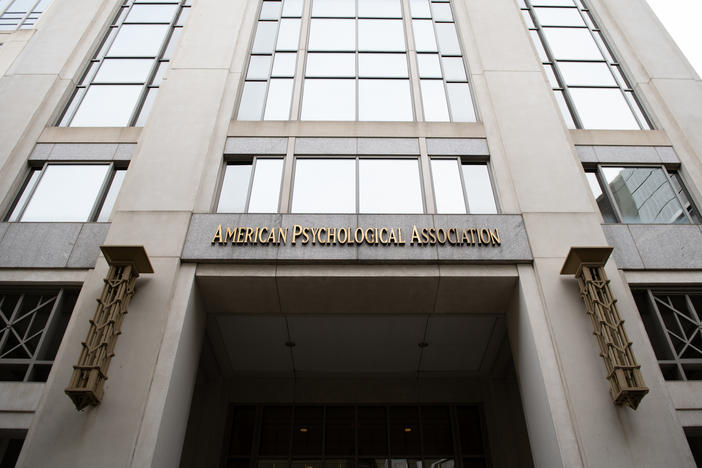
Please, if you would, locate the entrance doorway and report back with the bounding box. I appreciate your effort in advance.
[223,405,489,468]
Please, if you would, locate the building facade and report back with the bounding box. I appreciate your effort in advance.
[0,0,701,466]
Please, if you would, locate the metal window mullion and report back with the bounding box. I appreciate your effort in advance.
[684,294,702,326]
[457,158,471,214]
[89,163,117,222]
[355,156,360,213]
[660,166,695,224]
[14,163,49,222]
[401,0,422,121]
[0,293,24,354]
[596,166,624,223]
[289,0,311,119]
[244,158,258,213]
[648,290,687,380]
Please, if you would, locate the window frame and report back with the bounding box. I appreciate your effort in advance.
[6,161,127,223]
[585,163,700,224]
[217,156,286,214]
[428,157,498,214]
[0,0,52,31]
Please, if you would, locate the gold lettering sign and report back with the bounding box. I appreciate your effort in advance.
[212,225,502,247]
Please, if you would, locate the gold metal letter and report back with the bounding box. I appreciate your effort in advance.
[211,225,223,245]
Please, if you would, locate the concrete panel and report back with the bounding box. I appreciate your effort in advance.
[114,144,136,162]
[104,211,192,258]
[522,212,607,258]
[295,138,357,155]
[28,143,53,161]
[357,214,437,262]
[434,214,532,262]
[426,138,489,156]
[224,137,288,155]
[356,138,420,155]
[601,224,644,270]
[66,223,110,268]
[48,143,118,161]
[0,223,8,243]
[655,147,680,165]
[575,146,597,164]
[628,224,702,269]
[278,214,359,262]
[592,145,660,164]
[0,222,81,268]
[0,382,43,412]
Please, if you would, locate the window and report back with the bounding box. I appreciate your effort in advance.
[223,404,490,468]
[430,159,497,214]
[632,289,702,380]
[291,157,424,213]
[0,0,51,31]
[519,0,650,129]
[7,163,126,222]
[58,0,191,127]
[0,288,78,382]
[237,0,476,122]
[217,158,285,213]
[585,166,699,224]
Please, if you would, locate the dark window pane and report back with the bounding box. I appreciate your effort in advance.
[293,406,323,456]
[358,407,387,455]
[260,407,292,456]
[457,406,483,456]
[325,407,355,456]
[389,407,420,456]
[230,407,257,456]
[421,407,453,455]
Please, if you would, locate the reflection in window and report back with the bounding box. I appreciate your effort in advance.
[519,0,650,130]
[217,158,284,213]
[238,0,475,122]
[7,163,126,222]
[430,159,497,214]
[59,0,191,127]
[0,0,52,31]
[291,158,423,213]
[585,166,699,224]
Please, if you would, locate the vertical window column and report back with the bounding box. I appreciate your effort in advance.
[519,0,650,130]
[59,0,191,127]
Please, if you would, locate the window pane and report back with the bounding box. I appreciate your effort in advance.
[282,0,304,17]
[358,20,406,52]
[542,28,603,60]
[276,18,301,51]
[218,164,252,212]
[359,159,423,213]
[70,85,142,126]
[533,7,584,27]
[358,53,408,77]
[441,56,466,81]
[306,53,355,77]
[272,53,297,77]
[107,24,169,57]
[302,79,356,120]
[585,172,617,223]
[431,159,466,213]
[529,30,548,61]
[410,0,431,18]
[430,3,453,22]
[249,159,284,213]
[602,167,688,224]
[292,159,356,213]
[252,21,278,54]
[558,62,616,86]
[462,164,496,214]
[125,4,178,23]
[260,1,282,20]
[309,19,355,51]
[358,0,401,18]
[94,59,154,83]
[21,165,110,222]
[311,0,355,17]
[421,80,449,121]
[237,81,267,120]
[97,170,126,222]
[359,79,413,121]
[417,54,442,78]
[446,82,475,121]
[413,20,438,52]
[435,22,460,55]
[554,90,575,128]
[247,55,273,80]
[135,87,158,126]
[568,88,639,130]
[264,78,294,120]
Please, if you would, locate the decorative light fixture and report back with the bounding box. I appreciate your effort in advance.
[561,247,648,410]
[404,427,413,433]
[299,427,308,433]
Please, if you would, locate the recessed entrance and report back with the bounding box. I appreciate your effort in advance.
[223,405,488,468]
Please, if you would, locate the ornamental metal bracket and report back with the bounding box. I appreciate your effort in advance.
[561,247,648,410]
[65,246,153,411]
